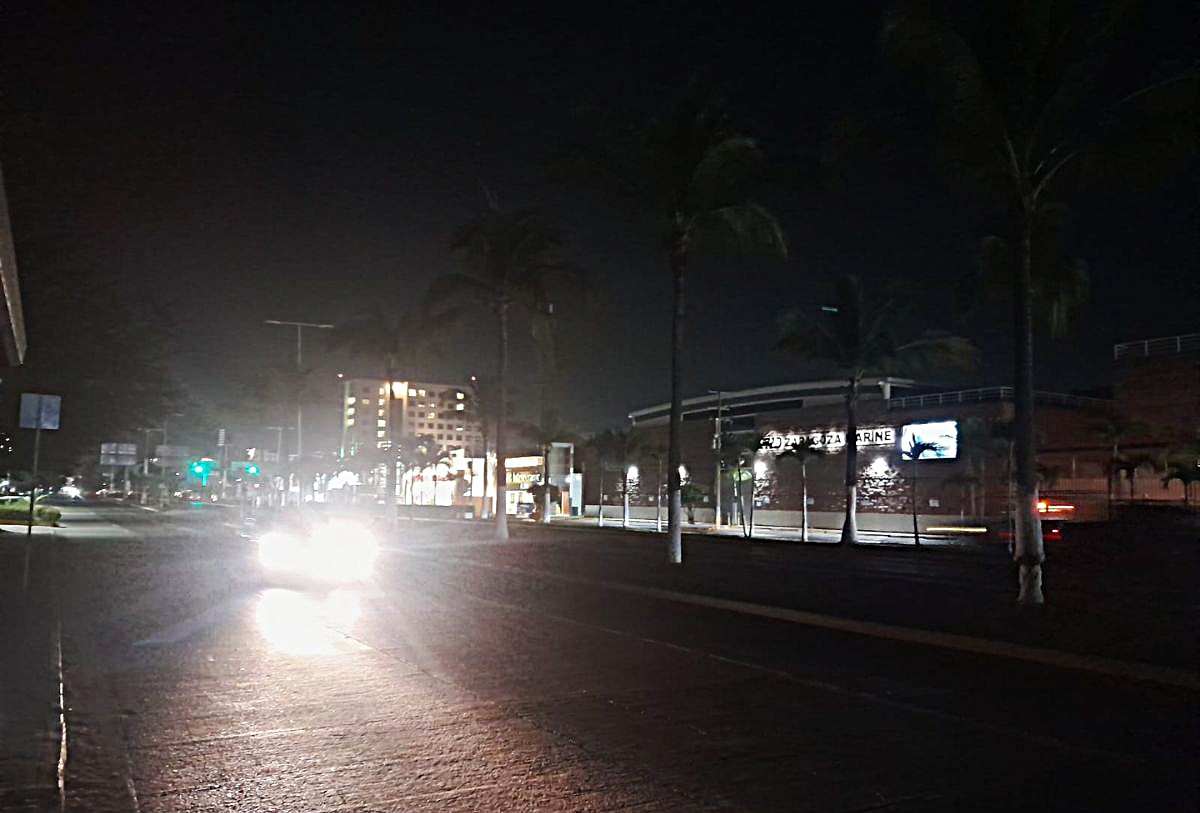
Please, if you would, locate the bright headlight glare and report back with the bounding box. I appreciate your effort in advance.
[258,531,300,571]
[311,521,378,581]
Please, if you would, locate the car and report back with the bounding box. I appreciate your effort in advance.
[253,508,381,585]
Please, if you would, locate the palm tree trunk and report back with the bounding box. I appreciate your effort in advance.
[841,378,860,545]
[622,474,630,528]
[656,457,664,533]
[800,461,809,543]
[480,430,490,519]
[385,363,398,526]
[911,458,921,548]
[495,301,510,541]
[666,247,686,564]
[597,457,605,527]
[542,446,552,523]
[1014,204,1045,605]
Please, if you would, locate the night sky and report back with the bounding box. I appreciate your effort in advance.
[2,1,1195,453]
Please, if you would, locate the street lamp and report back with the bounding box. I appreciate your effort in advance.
[708,389,726,528]
[263,319,334,459]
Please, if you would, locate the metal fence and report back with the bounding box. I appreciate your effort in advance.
[889,387,1111,411]
[1113,333,1200,360]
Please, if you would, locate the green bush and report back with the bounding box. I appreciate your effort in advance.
[0,503,61,525]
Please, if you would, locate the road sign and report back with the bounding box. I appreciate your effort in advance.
[19,393,61,430]
[100,443,138,467]
[155,445,189,460]
[217,428,226,447]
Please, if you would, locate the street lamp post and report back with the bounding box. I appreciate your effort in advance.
[708,389,725,528]
[263,319,334,459]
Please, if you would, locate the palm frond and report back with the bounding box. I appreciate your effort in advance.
[694,203,787,257]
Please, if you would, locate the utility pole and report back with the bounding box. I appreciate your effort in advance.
[263,319,334,459]
[708,389,725,528]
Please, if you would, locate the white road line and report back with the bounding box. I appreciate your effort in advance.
[409,553,1200,692]
[55,621,67,812]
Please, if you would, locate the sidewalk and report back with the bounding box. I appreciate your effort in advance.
[0,542,64,810]
[555,514,982,548]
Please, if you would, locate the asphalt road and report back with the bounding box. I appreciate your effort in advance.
[2,503,1195,811]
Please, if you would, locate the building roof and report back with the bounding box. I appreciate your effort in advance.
[628,377,919,427]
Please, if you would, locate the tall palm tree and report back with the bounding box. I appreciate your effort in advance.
[518,411,577,524]
[903,439,943,548]
[585,429,618,527]
[571,83,787,563]
[774,437,825,543]
[778,274,974,545]
[1091,415,1145,515]
[464,375,502,519]
[885,2,1195,604]
[604,428,643,528]
[1161,465,1200,507]
[1116,452,1158,503]
[428,199,564,541]
[642,440,668,532]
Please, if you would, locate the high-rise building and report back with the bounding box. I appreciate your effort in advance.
[340,378,483,456]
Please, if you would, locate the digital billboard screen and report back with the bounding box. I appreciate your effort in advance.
[900,420,958,460]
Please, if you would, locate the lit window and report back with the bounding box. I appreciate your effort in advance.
[377,430,385,437]
[428,411,436,419]
[408,388,417,397]
[379,387,385,395]
[346,397,356,405]
[455,403,465,411]
[346,419,355,427]
[378,409,384,416]
[456,392,464,400]
[347,407,356,415]
[392,382,404,398]
[456,427,464,432]
[418,389,426,396]
[377,420,386,428]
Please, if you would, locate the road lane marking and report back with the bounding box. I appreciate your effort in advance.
[55,621,67,812]
[433,585,1150,766]
[406,553,1200,692]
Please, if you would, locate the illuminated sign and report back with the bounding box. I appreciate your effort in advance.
[900,420,958,459]
[760,427,896,452]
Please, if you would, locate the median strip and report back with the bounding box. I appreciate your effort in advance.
[412,552,1200,691]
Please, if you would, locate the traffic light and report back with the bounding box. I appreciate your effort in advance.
[186,459,215,486]
[246,463,260,476]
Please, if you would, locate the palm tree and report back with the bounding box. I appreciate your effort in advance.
[464,375,502,519]
[885,2,1196,605]
[957,417,1004,520]
[571,83,787,563]
[1161,465,1200,507]
[1091,415,1145,515]
[428,198,564,541]
[518,411,578,524]
[1115,452,1158,503]
[774,437,825,542]
[585,429,618,527]
[607,429,642,528]
[778,274,975,545]
[903,440,942,548]
[642,440,668,532]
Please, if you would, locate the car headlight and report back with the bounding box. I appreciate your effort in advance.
[258,531,302,572]
[310,520,378,582]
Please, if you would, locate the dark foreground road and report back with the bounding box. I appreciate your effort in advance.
[2,504,1196,811]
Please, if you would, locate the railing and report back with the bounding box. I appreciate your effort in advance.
[1113,333,1200,360]
[888,387,1111,410]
